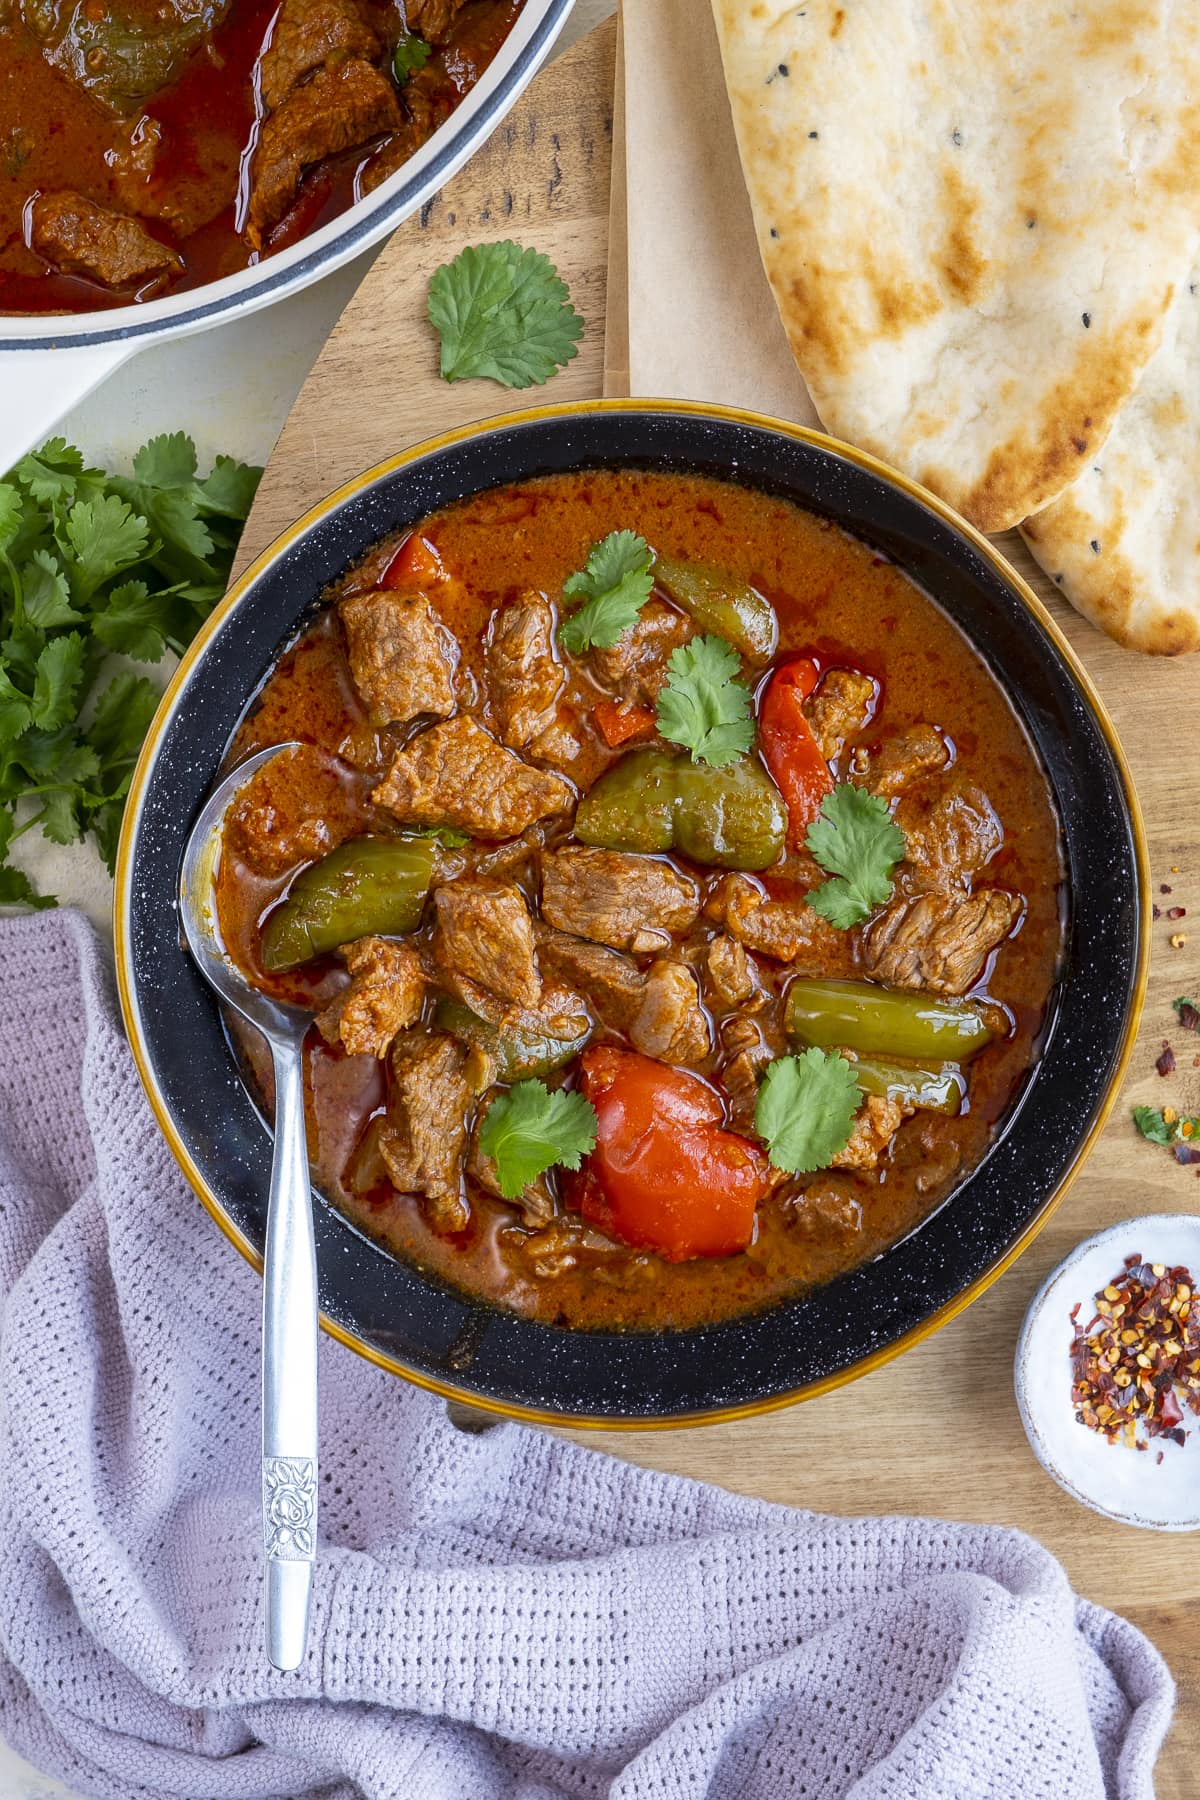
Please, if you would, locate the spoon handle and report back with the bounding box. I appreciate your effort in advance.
[261,1033,318,1671]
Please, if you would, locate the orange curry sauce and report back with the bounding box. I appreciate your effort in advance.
[216,469,1065,1331]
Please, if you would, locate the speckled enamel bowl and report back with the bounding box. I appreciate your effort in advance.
[114,400,1148,1427]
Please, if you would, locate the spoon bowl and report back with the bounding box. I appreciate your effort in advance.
[178,741,310,1043]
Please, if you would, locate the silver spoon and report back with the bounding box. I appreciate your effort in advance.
[179,741,318,1672]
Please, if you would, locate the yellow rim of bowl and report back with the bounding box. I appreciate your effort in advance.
[113,397,1151,1430]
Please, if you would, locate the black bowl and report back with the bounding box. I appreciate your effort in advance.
[115,401,1148,1426]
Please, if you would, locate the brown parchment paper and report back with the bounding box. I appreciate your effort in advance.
[609,0,819,424]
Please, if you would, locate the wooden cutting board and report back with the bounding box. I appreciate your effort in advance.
[237,19,1198,1784]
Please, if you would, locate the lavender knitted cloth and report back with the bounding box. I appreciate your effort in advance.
[0,911,1174,1800]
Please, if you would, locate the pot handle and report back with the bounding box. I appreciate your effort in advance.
[0,341,137,473]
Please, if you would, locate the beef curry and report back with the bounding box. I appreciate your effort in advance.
[216,468,1065,1332]
[0,0,524,313]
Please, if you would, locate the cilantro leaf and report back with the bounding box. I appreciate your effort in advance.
[197,455,261,520]
[30,633,86,731]
[0,863,55,910]
[754,1049,862,1174]
[427,240,584,388]
[63,493,150,601]
[21,550,81,629]
[655,634,755,768]
[477,1079,597,1198]
[91,580,172,661]
[0,669,32,747]
[805,784,906,928]
[131,432,197,491]
[39,785,85,846]
[393,32,431,80]
[0,483,22,552]
[87,672,161,766]
[558,530,654,653]
[14,438,96,506]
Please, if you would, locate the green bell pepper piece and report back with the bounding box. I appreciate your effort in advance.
[259,835,436,972]
[575,747,786,871]
[654,557,778,666]
[785,977,994,1061]
[434,998,592,1081]
[847,1054,964,1116]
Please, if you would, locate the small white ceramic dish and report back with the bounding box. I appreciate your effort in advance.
[1015,1213,1200,1531]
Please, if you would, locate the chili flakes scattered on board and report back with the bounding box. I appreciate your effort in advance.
[1070,1255,1200,1451]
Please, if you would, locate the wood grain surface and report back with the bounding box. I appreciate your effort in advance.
[237,20,1198,1789]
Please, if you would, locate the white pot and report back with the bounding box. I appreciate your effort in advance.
[0,0,574,470]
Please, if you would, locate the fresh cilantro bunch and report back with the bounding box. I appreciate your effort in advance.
[805,784,906,927]
[558,530,655,653]
[427,241,585,387]
[0,433,261,907]
[656,634,755,768]
[478,1079,598,1198]
[755,1048,862,1174]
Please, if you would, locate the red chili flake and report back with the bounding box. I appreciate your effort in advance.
[1153,905,1162,921]
[1178,1000,1200,1033]
[1167,907,1187,921]
[1156,1044,1177,1077]
[1161,884,1173,895]
[1069,1257,1200,1451]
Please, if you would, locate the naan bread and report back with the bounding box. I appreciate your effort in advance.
[710,0,1200,533]
[1020,266,1200,654]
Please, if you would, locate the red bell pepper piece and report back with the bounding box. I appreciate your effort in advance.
[758,656,833,847]
[570,1046,770,1261]
[381,530,446,590]
[593,700,657,748]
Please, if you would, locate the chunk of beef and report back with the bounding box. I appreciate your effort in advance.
[30,192,181,290]
[432,877,540,1010]
[896,782,1003,891]
[829,1095,910,1171]
[468,1097,556,1228]
[590,599,693,706]
[540,846,700,955]
[372,714,574,838]
[788,1178,863,1238]
[378,1028,492,1233]
[258,0,379,108]
[534,924,644,1026]
[718,1016,773,1133]
[859,724,949,798]
[316,935,426,1058]
[706,873,857,975]
[527,712,583,773]
[246,57,400,248]
[534,924,710,1066]
[484,593,566,750]
[703,933,759,1009]
[509,1214,625,1280]
[803,668,876,764]
[226,743,364,877]
[358,87,444,193]
[862,888,1023,996]
[631,959,711,1064]
[339,588,457,726]
[404,0,471,39]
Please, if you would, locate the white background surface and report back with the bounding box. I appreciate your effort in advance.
[0,3,611,1794]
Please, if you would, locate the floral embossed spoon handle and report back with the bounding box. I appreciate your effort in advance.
[261,1030,318,1670]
